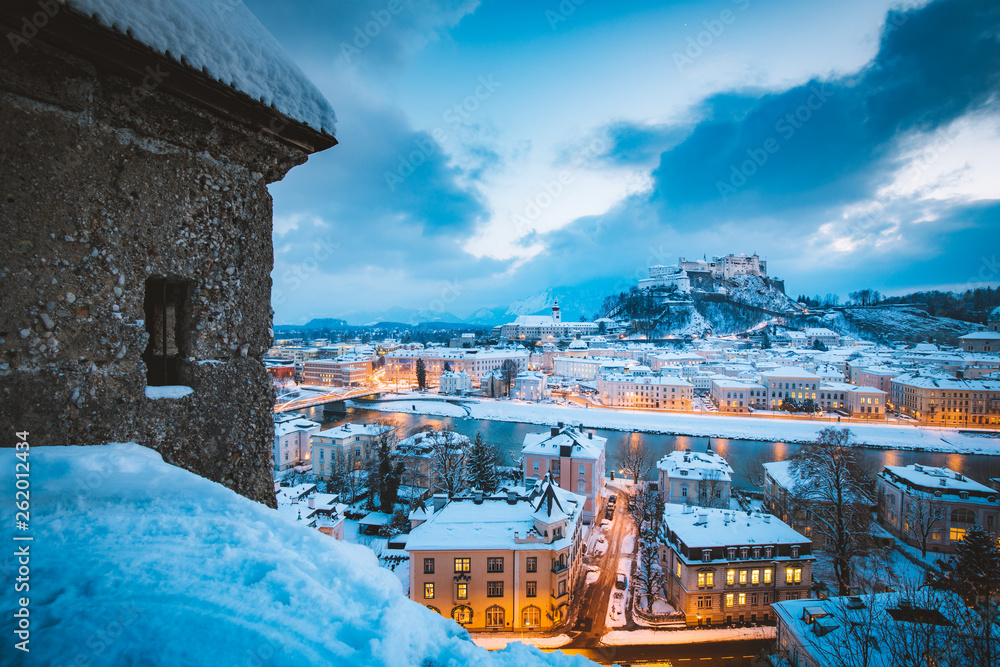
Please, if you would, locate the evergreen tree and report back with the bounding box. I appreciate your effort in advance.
[415,358,427,390]
[442,361,452,372]
[761,332,771,349]
[468,432,500,494]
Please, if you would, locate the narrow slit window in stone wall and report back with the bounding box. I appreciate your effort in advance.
[143,278,193,386]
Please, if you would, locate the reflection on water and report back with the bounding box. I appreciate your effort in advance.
[296,406,1000,489]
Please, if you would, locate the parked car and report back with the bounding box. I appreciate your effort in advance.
[607,494,617,506]
[615,573,627,590]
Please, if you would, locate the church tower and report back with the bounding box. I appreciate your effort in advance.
[552,299,562,323]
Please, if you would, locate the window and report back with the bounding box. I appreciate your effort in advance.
[739,570,748,585]
[791,546,799,559]
[751,569,760,584]
[750,593,758,606]
[142,277,193,386]
[726,569,736,585]
[457,583,468,600]
[702,549,712,562]
[424,583,435,599]
[762,593,770,605]
[423,558,435,574]
[763,569,772,584]
[725,593,734,608]
[740,547,748,560]
[698,571,714,588]
[579,464,585,475]
[487,557,504,573]
[738,592,746,606]
[785,567,802,584]
[487,581,504,597]
[522,606,541,627]
[950,527,967,542]
[764,547,772,559]
[727,548,736,559]
[452,606,472,625]
[454,558,470,573]
[558,579,567,596]
[485,605,505,627]
[753,547,760,560]
[526,581,537,597]
[951,508,976,524]
[526,557,537,572]
[676,562,682,578]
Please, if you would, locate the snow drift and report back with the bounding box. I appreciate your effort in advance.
[2,444,592,666]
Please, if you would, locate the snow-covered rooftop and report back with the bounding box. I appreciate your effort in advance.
[315,422,393,439]
[882,465,998,495]
[657,449,733,481]
[9,444,588,666]
[405,480,583,552]
[663,504,809,550]
[761,366,820,379]
[61,0,337,135]
[521,425,605,459]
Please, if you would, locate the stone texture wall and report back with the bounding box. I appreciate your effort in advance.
[0,25,310,507]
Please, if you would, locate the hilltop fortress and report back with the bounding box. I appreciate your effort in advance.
[638,253,785,294]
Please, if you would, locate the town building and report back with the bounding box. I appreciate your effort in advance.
[406,476,585,631]
[513,371,549,402]
[521,424,606,523]
[959,329,1000,353]
[498,302,598,341]
[384,348,528,387]
[761,367,822,409]
[272,413,320,471]
[803,328,839,349]
[656,445,733,508]
[439,370,473,395]
[771,593,959,667]
[275,484,345,540]
[300,355,373,387]
[845,385,887,419]
[876,464,1000,553]
[660,505,814,627]
[311,423,393,480]
[597,373,694,410]
[709,378,766,413]
[553,356,634,380]
[0,0,336,506]
[889,372,1000,425]
[763,461,823,549]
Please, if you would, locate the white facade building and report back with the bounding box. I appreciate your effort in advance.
[656,445,733,508]
[311,423,393,480]
[513,371,549,401]
[596,373,693,410]
[272,413,321,471]
[439,370,473,395]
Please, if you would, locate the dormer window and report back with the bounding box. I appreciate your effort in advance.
[765,546,772,559]
[702,549,712,562]
[791,546,800,559]
[727,548,736,560]
[753,547,760,560]
[740,547,748,560]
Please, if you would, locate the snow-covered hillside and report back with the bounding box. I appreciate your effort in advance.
[719,274,798,313]
[5,444,592,666]
[838,306,976,345]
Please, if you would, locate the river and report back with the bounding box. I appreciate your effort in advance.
[295,406,1000,490]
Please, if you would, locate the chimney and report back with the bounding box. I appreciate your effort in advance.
[308,497,315,509]
[551,426,560,437]
[507,490,518,505]
[557,421,564,429]
[474,490,484,504]
[763,514,771,523]
[433,493,448,513]
[588,432,593,439]
[697,512,708,525]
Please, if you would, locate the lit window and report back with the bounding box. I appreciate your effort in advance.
[738,592,746,606]
[457,583,468,599]
[424,583,434,599]
[739,570,748,584]
[751,569,760,584]
[727,569,735,585]
[950,527,967,542]
[725,593,734,608]
[763,569,772,584]
[454,558,470,573]
[676,562,682,578]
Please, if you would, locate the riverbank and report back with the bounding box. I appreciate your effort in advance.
[351,394,1000,455]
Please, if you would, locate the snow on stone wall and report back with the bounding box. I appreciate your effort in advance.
[62,0,337,134]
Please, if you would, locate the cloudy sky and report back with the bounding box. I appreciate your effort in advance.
[244,0,1000,324]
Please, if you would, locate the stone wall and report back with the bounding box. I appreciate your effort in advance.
[0,23,310,507]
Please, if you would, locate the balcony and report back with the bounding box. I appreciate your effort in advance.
[551,561,569,574]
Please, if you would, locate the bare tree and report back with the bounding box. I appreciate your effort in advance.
[426,430,470,497]
[789,427,876,596]
[699,468,729,509]
[617,438,652,484]
[733,448,769,489]
[500,359,519,396]
[902,490,946,558]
